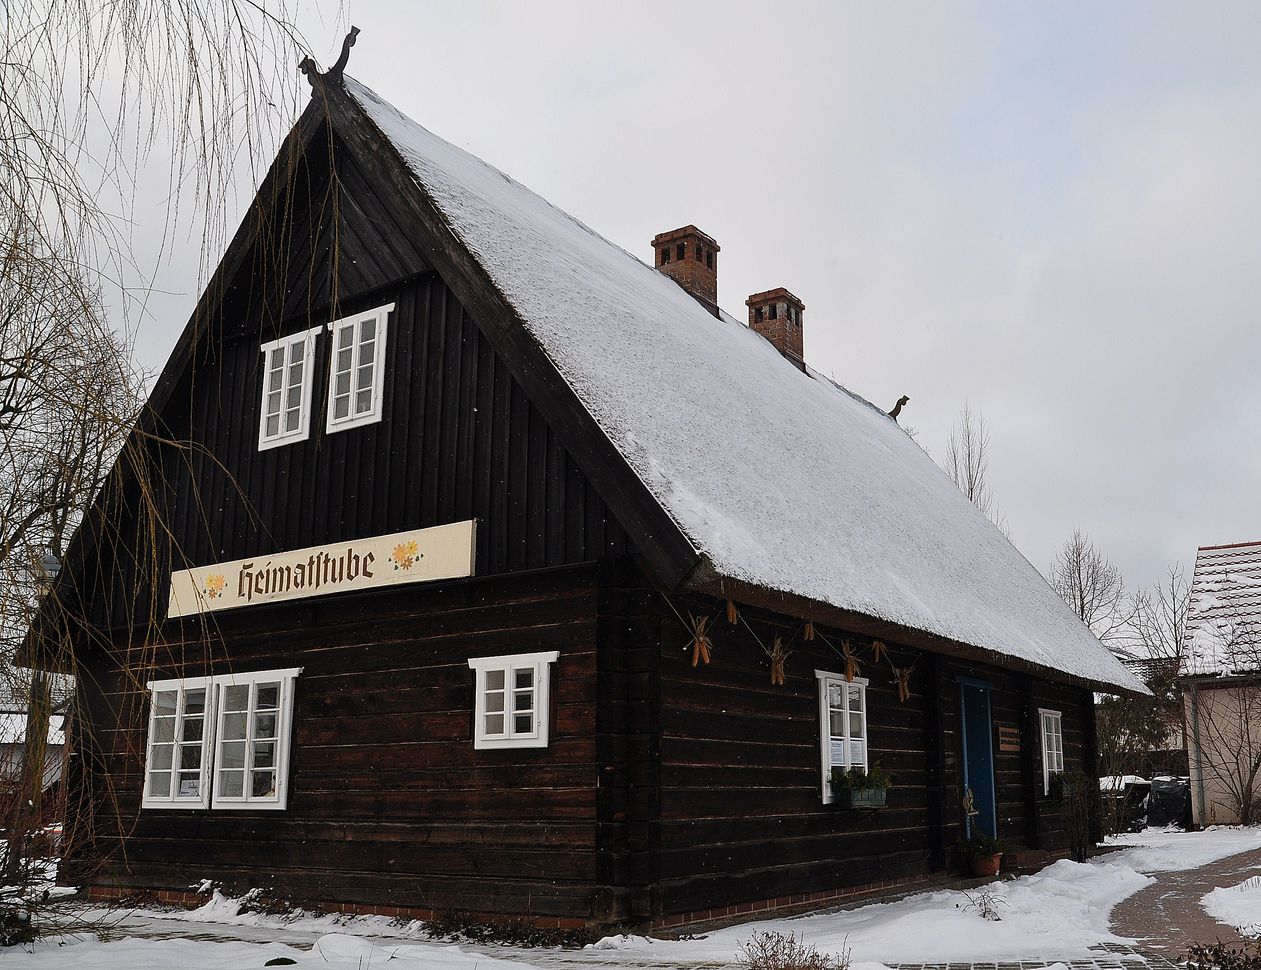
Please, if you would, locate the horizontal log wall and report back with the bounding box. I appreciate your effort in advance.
[646,592,1096,919]
[66,564,1099,925]
[66,566,605,920]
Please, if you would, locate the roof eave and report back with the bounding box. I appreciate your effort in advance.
[688,570,1151,697]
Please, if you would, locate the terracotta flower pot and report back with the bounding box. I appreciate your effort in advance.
[970,853,1002,878]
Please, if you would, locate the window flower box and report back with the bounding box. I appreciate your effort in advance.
[838,786,888,810]
[830,765,892,810]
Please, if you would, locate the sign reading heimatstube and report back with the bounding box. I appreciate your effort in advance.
[167,521,477,618]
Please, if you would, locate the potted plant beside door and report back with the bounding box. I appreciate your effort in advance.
[959,832,1008,878]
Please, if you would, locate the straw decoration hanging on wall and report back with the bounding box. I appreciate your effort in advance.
[688,612,713,667]
[883,647,917,703]
[890,664,913,702]
[726,598,738,625]
[870,639,887,663]
[839,638,861,682]
[766,635,792,686]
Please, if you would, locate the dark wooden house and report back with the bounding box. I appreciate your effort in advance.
[47,51,1145,931]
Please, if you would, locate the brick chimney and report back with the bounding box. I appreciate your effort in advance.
[747,288,805,370]
[651,226,720,315]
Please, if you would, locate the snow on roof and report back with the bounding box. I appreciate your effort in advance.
[345,77,1145,694]
[1182,541,1261,677]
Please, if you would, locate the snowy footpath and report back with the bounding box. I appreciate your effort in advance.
[7,827,1261,970]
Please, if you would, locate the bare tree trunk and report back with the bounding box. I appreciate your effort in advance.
[4,671,49,881]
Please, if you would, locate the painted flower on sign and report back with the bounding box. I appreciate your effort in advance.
[391,540,421,571]
[204,574,227,599]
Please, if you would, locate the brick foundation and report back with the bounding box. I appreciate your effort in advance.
[88,864,1052,934]
[648,870,945,933]
[83,885,589,930]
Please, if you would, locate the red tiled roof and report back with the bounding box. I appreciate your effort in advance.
[1182,541,1261,677]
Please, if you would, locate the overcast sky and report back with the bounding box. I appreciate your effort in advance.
[120,2,1261,593]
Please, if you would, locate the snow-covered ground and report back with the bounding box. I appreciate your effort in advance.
[1104,825,1261,873]
[6,826,1261,969]
[586,827,1261,966]
[1202,874,1261,938]
[2,933,542,970]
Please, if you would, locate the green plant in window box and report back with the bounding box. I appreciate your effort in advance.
[830,764,892,809]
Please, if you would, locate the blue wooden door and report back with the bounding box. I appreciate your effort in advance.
[960,679,997,838]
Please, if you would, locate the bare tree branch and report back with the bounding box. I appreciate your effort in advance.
[1050,529,1133,646]
[943,402,1009,537]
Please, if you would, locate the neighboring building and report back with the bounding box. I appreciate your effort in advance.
[41,53,1143,930]
[0,678,71,828]
[1181,540,1261,827]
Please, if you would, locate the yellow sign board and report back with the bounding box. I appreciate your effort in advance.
[168,520,477,618]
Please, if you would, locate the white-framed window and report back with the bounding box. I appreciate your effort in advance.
[1040,708,1065,795]
[326,303,394,433]
[815,670,869,804]
[211,669,300,810]
[141,667,300,811]
[468,651,559,749]
[142,677,213,809]
[258,326,320,450]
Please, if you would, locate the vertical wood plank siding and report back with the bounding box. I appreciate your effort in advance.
[81,126,628,631]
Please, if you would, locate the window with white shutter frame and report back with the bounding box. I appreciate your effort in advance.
[816,670,869,804]
[469,652,559,749]
[142,677,214,809]
[141,668,301,811]
[257,327,319,450]
[1040,708,1064,794]
[211,668,301,810]
[326,303,394,432]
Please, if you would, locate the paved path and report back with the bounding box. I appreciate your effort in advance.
[888,945,1179,970]
[1110,845,1261,955]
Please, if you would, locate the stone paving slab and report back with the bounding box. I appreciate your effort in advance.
[1110,845,1261,954]
[890,947,1181,970]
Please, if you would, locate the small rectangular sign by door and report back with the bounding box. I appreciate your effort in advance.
[168,520,477,618]
[997,724,1021,753]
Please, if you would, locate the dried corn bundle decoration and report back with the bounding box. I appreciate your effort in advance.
[726,598,738,625]
[870,639,886,663]
[804,621,816,641]
[890,663,913,702]
[766,635,791,686]
[688,612,714,667]
[840,638,861,682]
